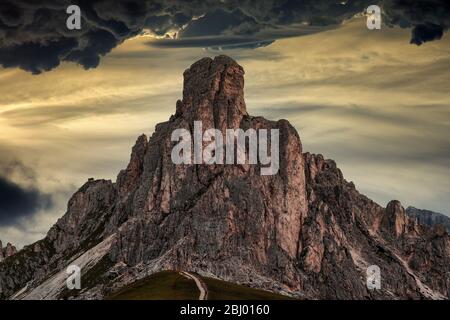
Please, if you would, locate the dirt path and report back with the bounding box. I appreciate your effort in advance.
[180,271,208,300]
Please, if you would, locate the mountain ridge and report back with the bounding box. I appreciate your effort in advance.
[406,206,450,232]
[0,55,448,300]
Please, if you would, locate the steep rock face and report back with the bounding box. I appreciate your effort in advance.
[406,206,450,232]
[5,243,17,258]
[0,242,17,262]
[48,179,115,254]
[381,200,408,238]
[0,55,449,300]
[116,134,148,196]
[301,153,449,299]
[107,56,308,290]
[0,180,115,299]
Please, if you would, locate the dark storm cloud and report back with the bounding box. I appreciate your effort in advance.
[0,160,52,226]
[410,23,444,45]
[0,0,448,74]
[0,176,52,226]
[382,0,449,45]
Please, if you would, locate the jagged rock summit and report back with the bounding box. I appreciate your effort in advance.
[0,56,449,300]
[406,206,450,232]
[0,241,17,262]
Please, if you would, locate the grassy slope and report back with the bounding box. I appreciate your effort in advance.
[108,270,199,300]
[202,276,294,300]
[107,270,293,300]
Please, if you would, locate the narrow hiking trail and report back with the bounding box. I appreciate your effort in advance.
[180,271,208,300]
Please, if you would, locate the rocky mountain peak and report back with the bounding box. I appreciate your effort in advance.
[5,243,17,257]
[116,134,148,195]
[382,200,407,238]
[0,241,17,262]
[175,55,247,132]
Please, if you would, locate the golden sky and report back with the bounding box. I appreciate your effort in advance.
[1,17,449,247]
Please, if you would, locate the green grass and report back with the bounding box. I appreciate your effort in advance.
[107,270,295,300]
[107,270,199,300]
[202,276,294,300]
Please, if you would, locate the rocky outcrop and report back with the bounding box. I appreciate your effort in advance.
[406,206,450,232]
[0,55,449,300]
[301,153,450,299]
[381,200,408,238]
[0,241,17,262]
[106,56,308,292]
[5,243,17,258]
